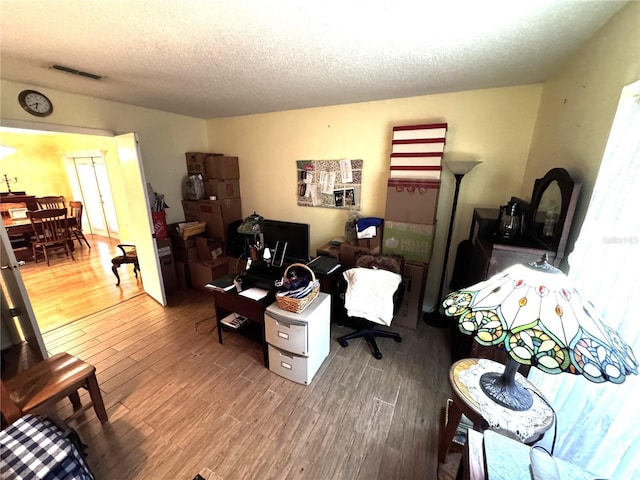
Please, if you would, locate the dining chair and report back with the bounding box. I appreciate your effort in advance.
[35,195,66,210]
[111,244,140,286]
[27,208,75,266]
[0,352,108,425]
[68,200,91,248]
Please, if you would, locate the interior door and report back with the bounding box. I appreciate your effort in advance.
[115,133,167,305]
[73,156,119,238]
[0,222,47,359]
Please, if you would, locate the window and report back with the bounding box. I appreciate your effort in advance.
[529,81,640,479]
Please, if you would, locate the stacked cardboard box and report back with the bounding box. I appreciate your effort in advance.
[179,152,243,288]
[182,151,243,248]
[168,222,230,289]
[185,152,241,199]
[382,123,448,328]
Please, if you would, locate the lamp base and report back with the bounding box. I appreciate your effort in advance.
[479,371,533,411]
[423,308,449,328]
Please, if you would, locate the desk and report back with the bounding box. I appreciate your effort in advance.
[438,358,554,463]
[464,429,597,480]
[213,288,276,367]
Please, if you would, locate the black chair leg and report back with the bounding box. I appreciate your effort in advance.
[337,327,402,360]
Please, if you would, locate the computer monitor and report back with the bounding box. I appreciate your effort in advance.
[262,219,310,264]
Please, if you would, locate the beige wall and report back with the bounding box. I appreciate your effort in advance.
[0,130,133,238]
[1,1,636,308]
[207,85,542,306]
[523,1,640,264]
[1,80,210,226]
[0,132,72,199]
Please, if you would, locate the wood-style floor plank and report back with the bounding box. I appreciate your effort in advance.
[3,235,462,479]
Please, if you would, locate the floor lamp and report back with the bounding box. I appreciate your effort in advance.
[424,160,481,327]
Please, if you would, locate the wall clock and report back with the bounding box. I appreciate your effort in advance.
[18,90,53,117]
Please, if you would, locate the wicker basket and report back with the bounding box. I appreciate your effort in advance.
[276,263,320,314]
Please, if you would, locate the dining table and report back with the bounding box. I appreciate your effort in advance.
[2,214,78,262]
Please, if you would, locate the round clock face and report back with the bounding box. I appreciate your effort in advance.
[18,90,53,117]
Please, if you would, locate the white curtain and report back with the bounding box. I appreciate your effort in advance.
[529,83,640,480]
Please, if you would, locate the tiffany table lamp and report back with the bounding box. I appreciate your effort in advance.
[442,256,638,411]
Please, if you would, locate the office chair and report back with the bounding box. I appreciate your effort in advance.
[1,352,108,425]
[337,253,404,359]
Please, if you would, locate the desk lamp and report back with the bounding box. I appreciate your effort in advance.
[237,211,264,260]
[442,256,637,411]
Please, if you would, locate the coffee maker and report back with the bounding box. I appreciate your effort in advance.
[496,200,524,242]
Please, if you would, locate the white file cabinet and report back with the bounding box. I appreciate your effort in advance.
[265,292,331,385]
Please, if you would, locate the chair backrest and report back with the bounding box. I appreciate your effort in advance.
[27,208,69,243]
[354,253,404,274]
[36,196,66,210]
[342,253,405,326]
[68,201,83,228]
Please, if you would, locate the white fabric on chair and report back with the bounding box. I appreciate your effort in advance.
[343,267,402,326]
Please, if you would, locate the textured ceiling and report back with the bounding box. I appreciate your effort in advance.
[0,0,629,119]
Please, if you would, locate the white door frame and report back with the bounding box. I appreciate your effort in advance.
[0,119,167,307]
[0,222,47,359]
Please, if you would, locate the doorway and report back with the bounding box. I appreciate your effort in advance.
[68,154,120,239]
[0,126,166,338]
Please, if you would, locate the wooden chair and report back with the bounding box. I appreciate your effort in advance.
[111,244,140,286]
[35,195,66,210]
[68,200,91,248]
[27,208,75,266]
[0,352,108,425]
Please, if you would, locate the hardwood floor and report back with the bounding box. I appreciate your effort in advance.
[19,234,145,333]
[8,241,464,479]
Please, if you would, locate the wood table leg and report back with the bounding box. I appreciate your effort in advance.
[439,398,463,463]
[86,373,108,423]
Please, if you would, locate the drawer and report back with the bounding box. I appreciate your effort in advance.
[265,314,308,355]
[268,345,317,385]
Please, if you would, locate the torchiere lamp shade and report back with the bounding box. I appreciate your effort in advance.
[443,257,637,385]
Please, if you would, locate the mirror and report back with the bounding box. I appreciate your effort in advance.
[526,168,581,261]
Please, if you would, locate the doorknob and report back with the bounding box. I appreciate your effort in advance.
[1,261,26,270]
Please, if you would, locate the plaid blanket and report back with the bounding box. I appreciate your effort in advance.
[0,414,94,480]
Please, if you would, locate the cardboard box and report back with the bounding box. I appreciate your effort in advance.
[196,236,224,262]
[196,201,225,239]
[393,261,428,329]
[205,155,239,179]
[385,179,440,224]
[175,261,191,290]
[197,198,242,240]
[382,221,434,263]
[167,222,204,248]
[181,200,200,218]
[173,245,199,263]
[159,251,178,293]
[185,152,223,177]
[189,256,229,288]
[155,237,178,293]
[203,178,241,199]
[356,224,383,251]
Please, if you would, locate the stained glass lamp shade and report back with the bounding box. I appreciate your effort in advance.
[443,256,638,411]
